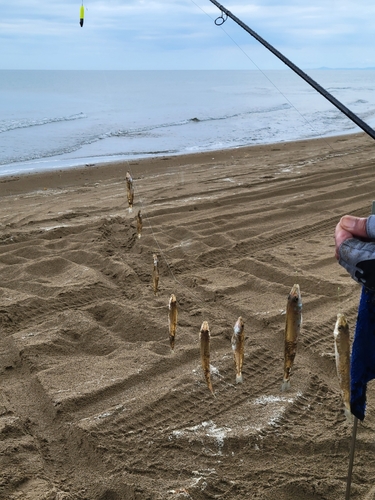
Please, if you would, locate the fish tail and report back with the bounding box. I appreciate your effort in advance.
[153,276,159,295]
[205,374,216,397]
[233,346,244,384]
[206,374,214,395]
[136,211,142,238]
[281,379,290,392]
[169,335,175,351]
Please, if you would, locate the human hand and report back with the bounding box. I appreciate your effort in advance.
[334,215,368,259]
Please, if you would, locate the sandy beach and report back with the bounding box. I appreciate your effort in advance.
[2,132,375,500]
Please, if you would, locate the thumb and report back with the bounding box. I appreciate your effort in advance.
[339,215,368,238]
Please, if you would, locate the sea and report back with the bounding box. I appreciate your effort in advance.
[1,69,375,177]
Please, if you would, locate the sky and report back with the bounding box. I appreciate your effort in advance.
[1,0,375,70]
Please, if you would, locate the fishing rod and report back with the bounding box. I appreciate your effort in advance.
[207,0,375,142]
[205,3,375,498]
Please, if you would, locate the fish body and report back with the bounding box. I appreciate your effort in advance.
[125,171,133,190]
[333,313,352,422]
[200,321,214,394]
[152,254,159,296]
[168,294,178,350]
[127,188,134,212]
[231,316,245,384]
[126,172,134,212]
[136,210,142,239]
[281,284,302,391]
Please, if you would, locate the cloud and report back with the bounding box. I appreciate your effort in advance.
[0,0,375,69]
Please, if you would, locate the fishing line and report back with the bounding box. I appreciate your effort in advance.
[125,149,316,309]
[125,165,238,395]
[120,0,368,388]
[125,164,205,305]
[189,0,325,137]
[337,287,343,314]
[95,75,223,312]
[189,0,366,173]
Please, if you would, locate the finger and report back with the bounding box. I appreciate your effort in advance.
[339,215,368,239]
[335,226,352,259]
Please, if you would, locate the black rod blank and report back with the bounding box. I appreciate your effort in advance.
[208,0,375,141]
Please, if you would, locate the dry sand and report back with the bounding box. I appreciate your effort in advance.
[1,133,375,499]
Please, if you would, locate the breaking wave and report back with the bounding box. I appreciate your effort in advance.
[0,112,86,134]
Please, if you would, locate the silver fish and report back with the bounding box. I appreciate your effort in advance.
[231,316,245,384]
[136,210,142,239]
[126,171,134,212]
[200,321,214,394]
[333,312,352,422]
[281,284,302,391]
[168,294,178,350]
[152,254,159,296]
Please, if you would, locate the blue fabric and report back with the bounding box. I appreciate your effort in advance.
[366,215,375,239]
[351,286,375,420]
[339,238,375,290]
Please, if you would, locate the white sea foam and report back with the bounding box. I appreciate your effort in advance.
[1,69,374,176]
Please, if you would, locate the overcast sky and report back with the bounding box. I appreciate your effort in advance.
[1,0,375,70]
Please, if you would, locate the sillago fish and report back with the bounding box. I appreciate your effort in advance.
[168,294,178,350]
[231,316,245,384]
[126,171,134,212]
[152,254,159,296]
[333,312,352,422]
[136,210,142,239]
[281,284,302,391]
[200,321,214,394]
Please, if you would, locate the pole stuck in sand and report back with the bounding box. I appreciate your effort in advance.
[346,416,358,500]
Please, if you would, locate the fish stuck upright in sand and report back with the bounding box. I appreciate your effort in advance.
[333,313,352,422]
[231,316,245,384]
[136,210,142,239]
[168,294,178,350]
[200,321,214,395]
[152,254,159,296]
[126,171,134,213]
[281,284,302,392]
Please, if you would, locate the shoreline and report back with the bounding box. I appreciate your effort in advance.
[0,131,367,197]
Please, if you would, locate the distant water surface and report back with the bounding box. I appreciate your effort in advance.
[1,69,375,176]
